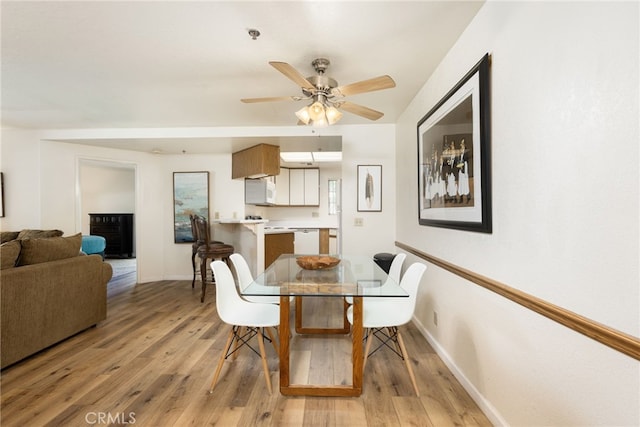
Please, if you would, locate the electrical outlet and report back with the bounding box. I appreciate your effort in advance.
[433,311,438,326]
[354,218,364,226]
[311,212,319,218]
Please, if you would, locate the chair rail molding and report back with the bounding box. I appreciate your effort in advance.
[395,241,640,361]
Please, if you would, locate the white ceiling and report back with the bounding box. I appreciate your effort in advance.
[1,1,484,152]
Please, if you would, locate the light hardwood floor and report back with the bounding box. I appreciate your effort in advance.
[1,271,492,426]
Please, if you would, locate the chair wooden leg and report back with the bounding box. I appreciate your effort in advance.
[191,252,197,288]
[256,329,273,394]
[200,257,208,303]
[396,329,420,396]
[264,327,279,356]
[209,327,235,393]
[363,328,374,369]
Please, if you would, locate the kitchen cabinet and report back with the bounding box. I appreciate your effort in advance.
[275,168,290,206]
[232,144,280,179]
[303,169,320,205]
[287,168,319,206]
[294,229,319,254]
[289,169,305,205]
[265,232,294,268]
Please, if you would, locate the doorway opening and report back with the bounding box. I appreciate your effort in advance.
[77,159,137,286]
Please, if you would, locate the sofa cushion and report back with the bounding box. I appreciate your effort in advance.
[17,229,64,240]
[0,231,20,244]
[0,240,21,269]
[17,233,82,266]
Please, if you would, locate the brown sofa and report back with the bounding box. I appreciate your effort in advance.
[0,230,113,368]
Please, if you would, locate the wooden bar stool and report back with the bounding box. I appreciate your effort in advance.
[190,214,224,288]
[192,215,234,303]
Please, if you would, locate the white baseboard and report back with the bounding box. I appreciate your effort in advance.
[411,316,508,427]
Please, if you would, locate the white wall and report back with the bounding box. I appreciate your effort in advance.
[159,152,245,280]
[396,2,639,425]
[341,124,396,257]
[36,141,165,283]
[0,129,42,229]
[79,162,135,234]
[0,123,396,282]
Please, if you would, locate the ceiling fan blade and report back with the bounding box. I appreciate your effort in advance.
[269,61,316,91]
[338,101,384,121]
[331,75,396,97]
[241,96,300,103]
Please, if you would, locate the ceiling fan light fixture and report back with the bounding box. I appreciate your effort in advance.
[325,105,342,125]
[295,106,311,124]
[308,101,326,121]
[311,115,328,127]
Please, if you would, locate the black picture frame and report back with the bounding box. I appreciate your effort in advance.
[173,171,209,243]
[417,53,491,233]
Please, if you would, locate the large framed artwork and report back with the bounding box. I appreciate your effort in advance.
[417,53,492,233]
[357,165,382,212]
[173,171,209,243]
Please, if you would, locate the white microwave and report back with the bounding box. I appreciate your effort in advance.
[245,178,276,205]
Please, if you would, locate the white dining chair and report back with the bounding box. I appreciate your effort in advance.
[230,252,294,307]
[229,253,280,304]
[346,262,427,396]
[208,260,280,394]
[345,253,406,305]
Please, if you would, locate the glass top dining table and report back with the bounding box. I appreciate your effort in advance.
[241,254,407,397]
[243,254,408,298]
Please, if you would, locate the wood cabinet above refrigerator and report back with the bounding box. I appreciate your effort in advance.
[232,144,280,179]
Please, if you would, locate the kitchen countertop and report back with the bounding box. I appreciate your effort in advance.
[264,228,295,235]
[212,219,268,224]
[265,221,338,229]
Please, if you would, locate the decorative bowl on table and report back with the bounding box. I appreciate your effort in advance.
[296,255,341,270]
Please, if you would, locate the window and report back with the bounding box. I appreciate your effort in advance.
[328,179,338,215]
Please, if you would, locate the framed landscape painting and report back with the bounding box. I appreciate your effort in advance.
[173,171,209,243]
[417,54,492,233]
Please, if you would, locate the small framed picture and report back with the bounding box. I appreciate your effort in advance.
[357,165,382,212]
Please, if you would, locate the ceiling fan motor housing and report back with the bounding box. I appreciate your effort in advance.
[311,58,330,74]
[304,75,338,97]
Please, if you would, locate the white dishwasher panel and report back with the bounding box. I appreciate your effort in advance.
[294,229,319,254]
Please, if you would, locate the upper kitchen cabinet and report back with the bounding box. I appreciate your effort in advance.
[232,144,280,179]
[275,167,290,205]
[290,168,319,206]
[277,167,320,207]
[303,169,320,205]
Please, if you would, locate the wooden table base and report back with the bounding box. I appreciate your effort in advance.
[294,296,351,335]
[279,296,363,397]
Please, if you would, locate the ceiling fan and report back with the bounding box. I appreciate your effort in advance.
[241,58,396,126]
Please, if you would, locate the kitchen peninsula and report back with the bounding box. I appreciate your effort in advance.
[211,219,268,277]
[264,222,338,269]
[212,219,337,276]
